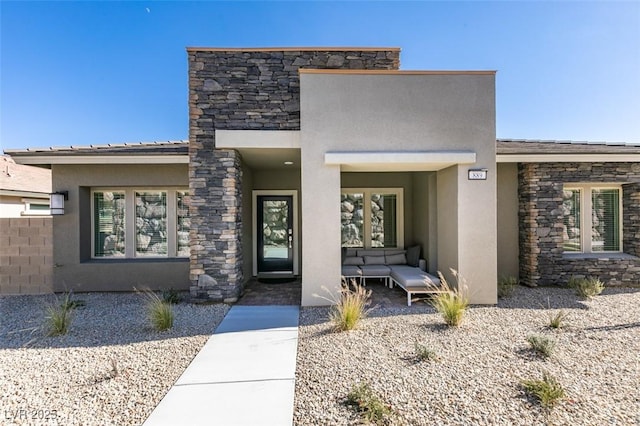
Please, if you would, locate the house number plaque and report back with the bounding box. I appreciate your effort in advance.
[468,169,488,180]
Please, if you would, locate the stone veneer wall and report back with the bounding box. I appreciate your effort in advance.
[519,162,640,287]
[188,48,400,302]
[0,217,53,294]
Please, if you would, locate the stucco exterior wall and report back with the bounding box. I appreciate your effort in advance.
[497,163,519,278]
[436,166,459,282]
[0,196,27,218]
[51,164,189,292]
[300,72,497,304]
[0,217,53,294]
[241,163,254,281]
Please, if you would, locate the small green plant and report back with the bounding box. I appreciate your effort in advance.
[414,342,439,362]
[346,383,392,424]
[145,291,174,331]
[548,310,569,329]
[497,275,518,298]
[432,269,469,327]
[527,334,555,358]
[326,280,372,332]
[568,276,604,299]
[162,288,182,304]
[522,371,565,410]
[60,291,86,310]
[44,291,85,336]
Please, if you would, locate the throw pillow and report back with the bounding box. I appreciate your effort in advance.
[385,253,407,265]
[406,245,421,267]
[363,255,386,265]
[343,256,365,266]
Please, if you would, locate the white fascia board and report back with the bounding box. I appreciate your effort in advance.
[0,190,50,198]
[215,130,301,149]
[12,155,189,165]
[497,154,640,163]
[325,151,476,171]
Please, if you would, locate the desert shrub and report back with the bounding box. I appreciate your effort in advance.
[548,310,569,329]
[527,334,555,358]
[162,288,182,304]
[45,303,73,336]
[432,269,469,327]
[414,342,439,362]
[144,291,174,331]
[497,275,518,298]
[522,371,565,409]
[44,291,83,336]
[346,383,392,425]
[60,291,86,310]
[569,276,604,299]
[327,280,372,332]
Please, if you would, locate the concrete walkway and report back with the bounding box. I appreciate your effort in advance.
[143,305,300,426]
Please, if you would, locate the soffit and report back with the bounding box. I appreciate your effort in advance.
[237,148,301,170]
[325,151,476,172]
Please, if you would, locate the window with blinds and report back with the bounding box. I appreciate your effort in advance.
[591,189,620,252]
[563,185,621,253]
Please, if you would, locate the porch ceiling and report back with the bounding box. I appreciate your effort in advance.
[324,150,477,172]
[238,148,301,170]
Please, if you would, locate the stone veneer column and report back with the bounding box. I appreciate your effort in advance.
[519,162,640,287]
[189,148,243,302]
[623,183,640,258]
[188,48,400,302]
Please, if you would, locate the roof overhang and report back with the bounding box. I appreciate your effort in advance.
[497,154,640,163]
[325,151,477,172]
[0,189,50,198]
[215,130,301,149]
[11,155,188,165]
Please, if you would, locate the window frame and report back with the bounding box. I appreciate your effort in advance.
[340,187,404,249]
[21,198,51,216]
[563,183,623,254]
[91,187,189,259]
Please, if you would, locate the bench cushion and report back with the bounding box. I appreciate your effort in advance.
[389,265,440,288]
[341,265,362,277]
[359,264,391,276]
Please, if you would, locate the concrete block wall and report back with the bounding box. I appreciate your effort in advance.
[187,48,400,302]
[0,217,53,294]
[518,162,640,287]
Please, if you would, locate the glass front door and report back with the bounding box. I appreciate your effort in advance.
[257,195,294,274]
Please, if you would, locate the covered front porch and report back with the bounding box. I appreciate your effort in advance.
[236,275,441,308]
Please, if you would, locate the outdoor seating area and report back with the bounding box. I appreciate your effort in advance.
[341,247,443,306]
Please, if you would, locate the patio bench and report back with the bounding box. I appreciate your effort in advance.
[341,247,443,306]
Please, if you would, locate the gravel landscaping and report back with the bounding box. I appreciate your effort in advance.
[2,286,639,426]
[0,293,229,426]
[294,286,640,425]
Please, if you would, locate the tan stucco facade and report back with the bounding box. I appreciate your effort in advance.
[51,163,189,292]
[496,163,519,278]
[300,71,497,305]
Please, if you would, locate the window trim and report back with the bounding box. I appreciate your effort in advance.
[563,183,623,254]
[21,197,51,216]
[91,187,189,259]
[341,187,404,249]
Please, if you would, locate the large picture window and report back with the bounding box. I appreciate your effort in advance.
[93,188,189,258]
[562,185,621,253]
[341,188,403,249]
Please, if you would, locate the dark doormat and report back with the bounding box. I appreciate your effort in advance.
[257,277,298,284]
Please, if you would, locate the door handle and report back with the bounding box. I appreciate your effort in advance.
[288,235,293,249]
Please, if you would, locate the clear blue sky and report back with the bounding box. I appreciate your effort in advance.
[1,1,639,151]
